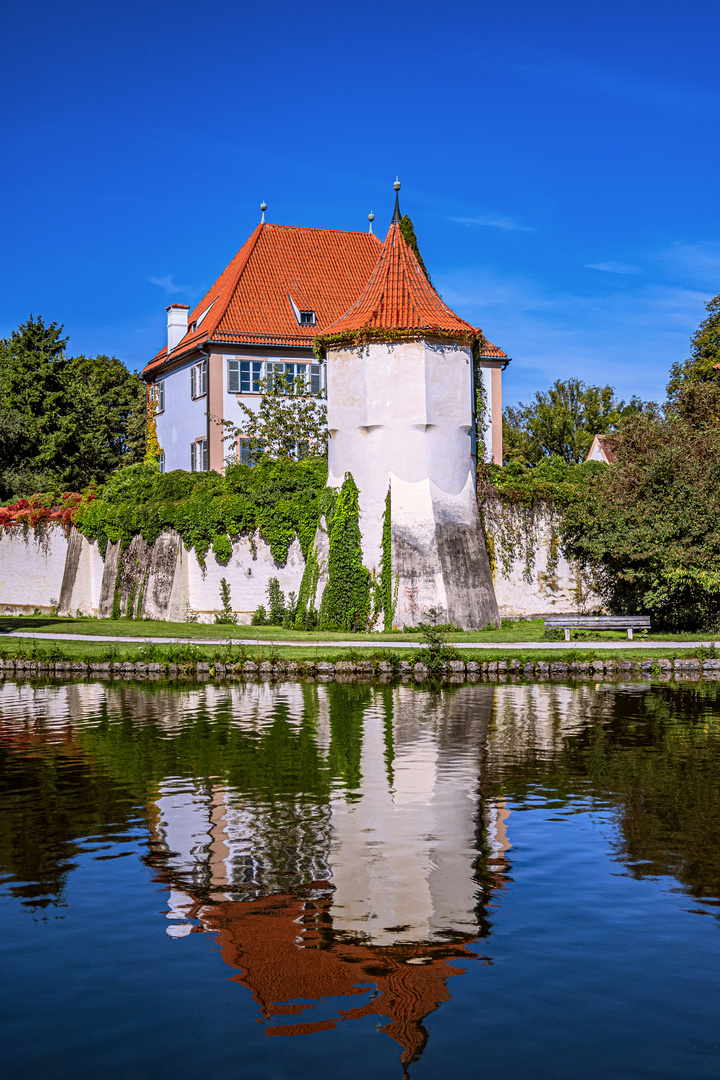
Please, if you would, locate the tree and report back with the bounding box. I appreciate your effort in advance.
[217,374,327,464]
[503,378,646,465]
[0,316,146,499]
[667,292,720,400]
[66,354,146,469]
[562,381,720,630]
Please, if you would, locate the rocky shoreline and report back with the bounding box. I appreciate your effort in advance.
[2,655,720,682]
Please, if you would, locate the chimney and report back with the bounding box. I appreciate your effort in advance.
[166,304,190,353]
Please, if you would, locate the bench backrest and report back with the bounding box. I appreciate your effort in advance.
[544,615,651,628]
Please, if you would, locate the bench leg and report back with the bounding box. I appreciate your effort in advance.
[564,628,571,642]
[627,628,633,640]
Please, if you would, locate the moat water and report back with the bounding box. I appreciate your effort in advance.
[1,678,720,1079]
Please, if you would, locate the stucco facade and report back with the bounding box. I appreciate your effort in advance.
[324,337,499,629]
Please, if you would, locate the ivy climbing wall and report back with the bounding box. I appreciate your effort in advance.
[482,495,601,617]
[0,525,307,622]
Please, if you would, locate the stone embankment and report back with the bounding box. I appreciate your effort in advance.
[2,656,719,682]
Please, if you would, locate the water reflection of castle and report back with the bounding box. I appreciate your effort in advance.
[144,685,521,1068]
[0,678,605,1070]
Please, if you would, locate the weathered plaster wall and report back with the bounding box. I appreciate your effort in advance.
[0,497,598,624]
[0,525,305,624]
[326,338,499,629]
[482,496,601,618]
[0,528,70,614]
[184,534,305,621]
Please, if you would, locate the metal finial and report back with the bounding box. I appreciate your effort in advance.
[391,178,401,224]
[368,211,375,234]
[260,201,267,223]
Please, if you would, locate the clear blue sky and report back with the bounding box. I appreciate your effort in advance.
[2,0,718,407]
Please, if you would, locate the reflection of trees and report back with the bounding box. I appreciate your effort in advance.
[0,735,139,908]
[488,682,720,912]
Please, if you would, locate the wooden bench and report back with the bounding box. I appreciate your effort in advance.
[544,615,651,641]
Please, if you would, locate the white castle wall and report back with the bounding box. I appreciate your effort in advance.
[326,338,499,629]
[0,498,599,623]
[0,527,70,614]
[482,496,601,618]
[185,535,305,621]
[0,524,305,623]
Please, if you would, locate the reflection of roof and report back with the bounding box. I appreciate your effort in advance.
[143,224,382,376]
[314,222,485,351]
[195,887,481,1069]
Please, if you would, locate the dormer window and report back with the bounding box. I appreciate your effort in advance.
[188,298,217,337]
[288,293,315,326]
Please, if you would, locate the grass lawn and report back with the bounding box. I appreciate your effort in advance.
[1,614,716,645]
[0,635,714,668]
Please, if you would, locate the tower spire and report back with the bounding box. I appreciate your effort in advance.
[260,201,267,224]
[391,177,401,224]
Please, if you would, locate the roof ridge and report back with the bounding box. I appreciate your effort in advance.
[261,222,383,238]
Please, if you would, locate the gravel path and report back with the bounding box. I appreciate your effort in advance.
[2,631,717,650]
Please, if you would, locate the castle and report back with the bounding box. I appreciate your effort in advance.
[143,183,508,628]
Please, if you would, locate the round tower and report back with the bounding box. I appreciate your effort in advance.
[314,184,500,630]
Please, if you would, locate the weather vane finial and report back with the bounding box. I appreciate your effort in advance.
[368,211,375,234]
[392,177,401,224]
[260,201,267,224]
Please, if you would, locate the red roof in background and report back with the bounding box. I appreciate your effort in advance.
[143,224,382,377]
[478,340,508,360]
[314,222,482,346]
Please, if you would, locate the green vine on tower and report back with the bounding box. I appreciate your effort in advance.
[399,216,432,285]
[318,473,371,632]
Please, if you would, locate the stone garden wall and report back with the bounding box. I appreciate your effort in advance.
[0,496,600,623]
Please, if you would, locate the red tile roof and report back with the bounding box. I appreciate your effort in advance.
[478,339,508,360]
[143,224,382,377]
[314,222,485,352]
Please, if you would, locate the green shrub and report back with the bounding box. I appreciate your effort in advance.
[251,605,267,626]
[266,577,286,625]
[74,456,327,566]
[214,578,237,625]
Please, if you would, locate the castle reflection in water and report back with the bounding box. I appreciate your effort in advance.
[0,679,613,1070]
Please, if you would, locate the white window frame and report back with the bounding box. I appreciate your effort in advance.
[190,358,208,399]
[158,450,166,474]
[237,437,252,464]
[150,380,165,413]
[190,438,208,472]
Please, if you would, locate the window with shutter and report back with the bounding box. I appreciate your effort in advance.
[190,359,208,399]
[190,442,196,472]
[156,380,165,413]
[241,361,263,392]
[227,359,239,393]
[158,450,165,474]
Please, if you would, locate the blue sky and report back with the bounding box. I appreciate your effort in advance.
[2,0,719,407]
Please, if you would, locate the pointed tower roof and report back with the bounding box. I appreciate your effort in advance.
[314,194,495,356]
